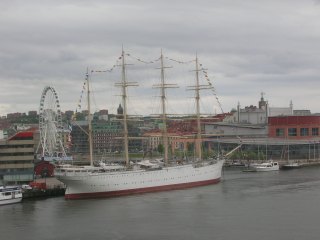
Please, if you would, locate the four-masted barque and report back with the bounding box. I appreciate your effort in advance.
[55,50,240,199]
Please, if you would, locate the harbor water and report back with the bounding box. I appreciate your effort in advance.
[2,166,320,240]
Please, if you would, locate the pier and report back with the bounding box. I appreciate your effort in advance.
[225,158,320,168]
[23,177,65,199]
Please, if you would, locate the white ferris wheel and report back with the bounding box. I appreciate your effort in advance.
[38,86,66,160]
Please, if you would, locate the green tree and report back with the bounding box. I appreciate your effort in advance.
[157,144,164,154]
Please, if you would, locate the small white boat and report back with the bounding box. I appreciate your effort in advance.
[0,186,23,205]
[281,162,302,170]
[251,161,280,172]
[281,145,302,170]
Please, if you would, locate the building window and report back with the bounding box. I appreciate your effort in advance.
[276,128,284,137]
[300,128,309,136]
[312,128,319,136]
[288,128,297,136]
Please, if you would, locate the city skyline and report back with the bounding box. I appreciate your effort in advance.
[0,99,313,119]
[1,1,320,116]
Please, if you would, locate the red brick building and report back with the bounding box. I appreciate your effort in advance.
[268,116,320,139]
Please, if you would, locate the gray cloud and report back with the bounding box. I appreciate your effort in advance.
[1,0,320,116]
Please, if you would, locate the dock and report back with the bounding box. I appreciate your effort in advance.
[23,177,65,199]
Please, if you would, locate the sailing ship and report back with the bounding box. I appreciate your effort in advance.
[55,50,240,199]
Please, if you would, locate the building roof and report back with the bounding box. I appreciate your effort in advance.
[268,115,320,125]
[9,130,35,140]
[205,122,266,129]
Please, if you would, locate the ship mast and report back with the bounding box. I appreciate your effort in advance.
[116,48,138,168]
[195,55,202,161]
[121,49,130,167]
[154,50,178,166]
[187,54,210,161]
[160,51,169,165]
[86,69,94,166]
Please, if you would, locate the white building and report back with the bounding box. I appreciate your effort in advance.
[268,100,293,117]
[224,93,294,125]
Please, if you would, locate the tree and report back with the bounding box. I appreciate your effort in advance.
[157,144,164,154]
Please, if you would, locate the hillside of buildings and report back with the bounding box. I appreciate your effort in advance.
[2,94,320,185]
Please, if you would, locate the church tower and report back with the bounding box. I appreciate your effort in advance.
[117,104,124,119]
[259,92,267,110]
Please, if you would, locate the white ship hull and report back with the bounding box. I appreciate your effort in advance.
[56,160,224,199]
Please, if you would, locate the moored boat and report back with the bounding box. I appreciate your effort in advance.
[225,160,245,167]
[56,159,226,199]
[280,143,302,170]
[281,162,302,170]
[0,186,23,205]
[251,161,279,172]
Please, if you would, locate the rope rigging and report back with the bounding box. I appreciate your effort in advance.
[199,62,224,114]
[73,51,225,117]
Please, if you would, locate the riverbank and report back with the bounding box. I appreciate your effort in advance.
[225,158,320,168]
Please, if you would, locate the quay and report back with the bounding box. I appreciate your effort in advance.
[23,177,65,199]
[225,158,320,168]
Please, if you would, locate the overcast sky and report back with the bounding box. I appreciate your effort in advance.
[1,0,320,116]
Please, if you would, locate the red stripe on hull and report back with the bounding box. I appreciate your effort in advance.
[65,178,221,200]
